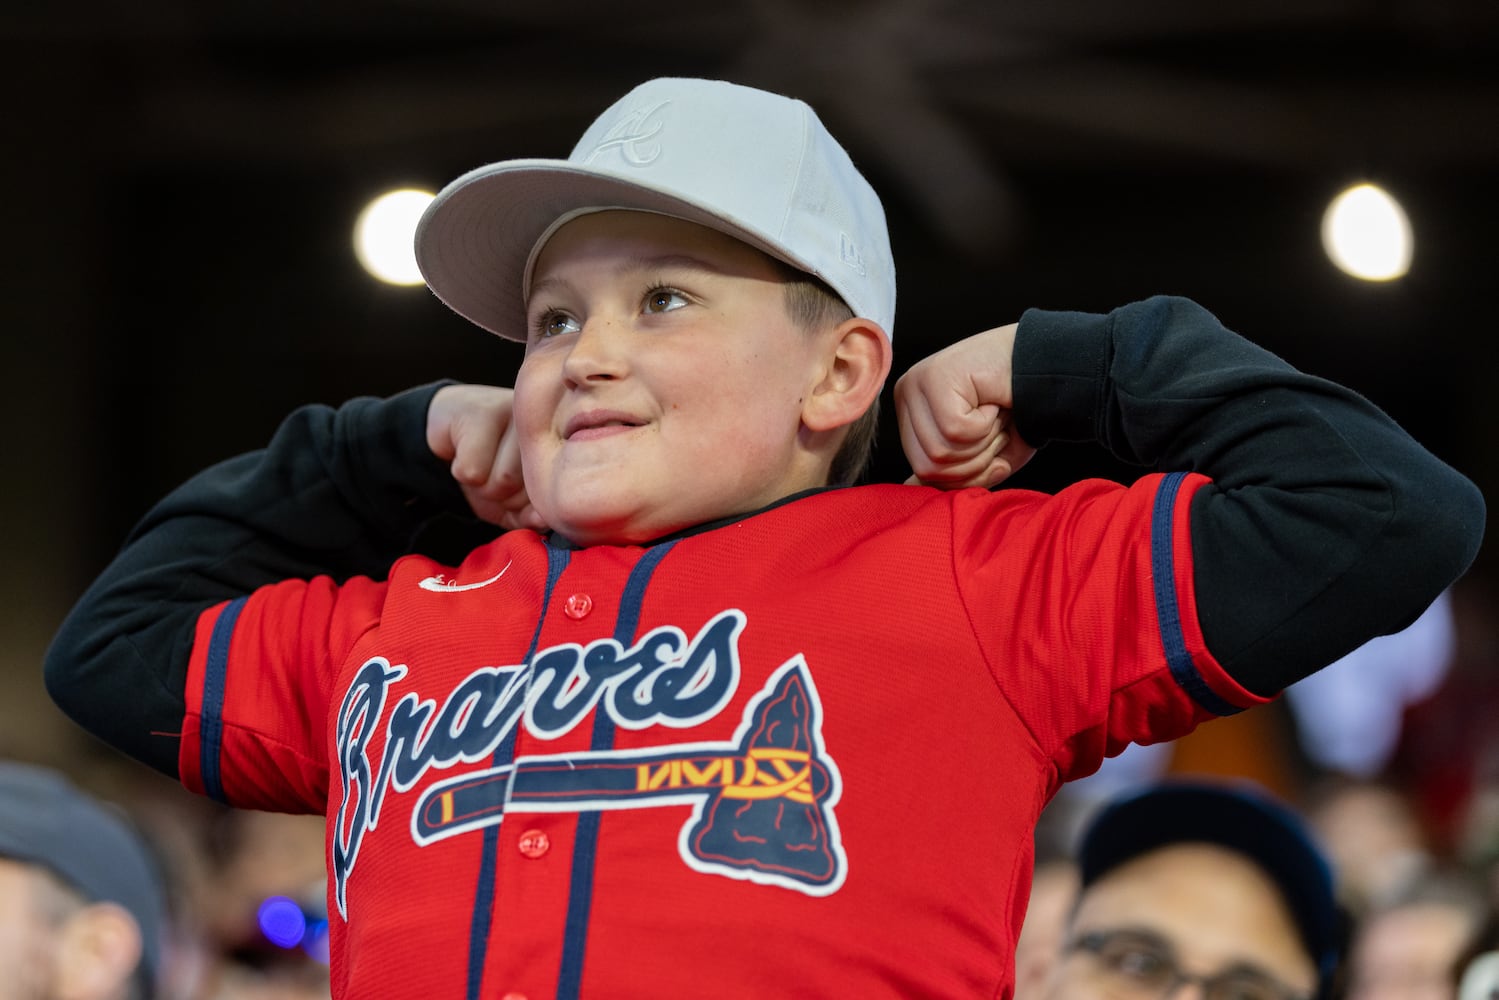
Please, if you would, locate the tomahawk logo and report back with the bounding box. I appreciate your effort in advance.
[330,611,845,915]
[414,658,845,896]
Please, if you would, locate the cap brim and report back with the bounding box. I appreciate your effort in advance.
[415,159,822,342]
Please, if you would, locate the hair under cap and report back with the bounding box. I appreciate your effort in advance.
[415,77,896,341]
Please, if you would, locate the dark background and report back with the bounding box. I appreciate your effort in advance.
[4,0,1496,763]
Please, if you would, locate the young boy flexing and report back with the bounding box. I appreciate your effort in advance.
[46,77,1483,999]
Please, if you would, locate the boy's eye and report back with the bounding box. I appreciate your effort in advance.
[535,311,581,339]
[643,288,689,314]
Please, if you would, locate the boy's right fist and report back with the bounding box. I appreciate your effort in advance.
[894,322,1035,490]
[426,384,547,532]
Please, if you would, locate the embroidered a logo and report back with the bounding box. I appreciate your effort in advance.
[331,610,845,916]
[584,99,670,166]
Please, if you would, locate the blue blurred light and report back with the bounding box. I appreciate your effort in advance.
[258,896,308,949]
[303,918,331,965]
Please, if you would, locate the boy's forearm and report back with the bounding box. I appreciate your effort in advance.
[1012,295,1484,694]
[44,382,469,777]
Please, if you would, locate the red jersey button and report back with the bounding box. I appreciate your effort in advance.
[563,593,593,619]
[517,829,551,858]
[501,993,528,1000]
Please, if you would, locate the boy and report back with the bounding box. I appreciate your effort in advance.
[46,77,1483,998]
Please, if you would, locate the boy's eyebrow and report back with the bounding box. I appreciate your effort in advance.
[617,253,729,277]
[528,253,746,304]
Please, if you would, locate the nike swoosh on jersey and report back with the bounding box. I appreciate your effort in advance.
[418,561,513,593]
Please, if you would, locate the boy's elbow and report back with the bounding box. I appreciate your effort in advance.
[1393,463,1486,607]
[43,613,114,741]
[1426,467,1485,581]
[43,607,186,780]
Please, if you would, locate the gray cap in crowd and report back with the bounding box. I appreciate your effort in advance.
[0,761,166,986]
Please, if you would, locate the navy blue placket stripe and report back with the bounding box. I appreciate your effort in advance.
[465,542,571,1000]
[200,596,248,804]
[555,540,679,999]
[1150,472,1240,717]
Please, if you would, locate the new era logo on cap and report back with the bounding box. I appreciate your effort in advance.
[414,77,896,342]
[840,232,866,276]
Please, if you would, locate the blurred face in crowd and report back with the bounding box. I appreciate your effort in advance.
[1346,901,1477,1000]
[0,856,142,1000]
[1013,859,1080,995]
[0,857,60,998]
[1039,843,1318,1000]
[1309,781,1430,912]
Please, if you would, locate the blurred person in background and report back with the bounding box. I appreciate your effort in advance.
[1455,910,1499,1000]
[1285,590,1457,782]
[1344,872,1490,1000]
[1307,777,1436,916]
[56,753,333,1000]
[0,760,168,1000]
[1034,779,1345,1000]
[1459,952,1499,1000]
[1013,856,1080,995]
[196,810,331,1000]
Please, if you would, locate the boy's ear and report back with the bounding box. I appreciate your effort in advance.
[802,317,893,432]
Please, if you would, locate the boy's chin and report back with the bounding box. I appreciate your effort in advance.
[544,507,670,548]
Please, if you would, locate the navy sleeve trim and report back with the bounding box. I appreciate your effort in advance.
[1151,473,1240,717]
[200,596,248,804]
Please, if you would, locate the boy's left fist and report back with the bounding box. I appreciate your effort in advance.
[894,322,1035,490]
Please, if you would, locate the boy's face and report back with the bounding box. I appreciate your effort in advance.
[515,210,832,546]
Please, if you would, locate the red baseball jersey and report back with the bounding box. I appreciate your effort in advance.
[178,474,1264,998]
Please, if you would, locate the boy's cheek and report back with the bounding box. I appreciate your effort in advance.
[518,441,548,484]
[514,423,547,479]
[509,378,546,434]
[508,396,551,478]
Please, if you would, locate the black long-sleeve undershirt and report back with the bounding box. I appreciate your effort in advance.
[1013,296,1481,693]
[44,296,1485,778]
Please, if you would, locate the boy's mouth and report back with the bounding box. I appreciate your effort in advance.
[564,410,647,441]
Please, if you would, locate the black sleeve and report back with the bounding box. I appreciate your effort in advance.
[1011,295,1485,696]
[44,383,478,777]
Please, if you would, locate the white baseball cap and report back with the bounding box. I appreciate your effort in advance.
[414,77,896,342]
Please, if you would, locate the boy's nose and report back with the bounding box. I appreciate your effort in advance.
[561,316,629,384]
